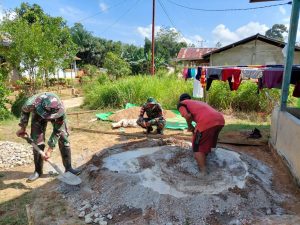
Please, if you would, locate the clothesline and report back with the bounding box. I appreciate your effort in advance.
[183,65,300,98]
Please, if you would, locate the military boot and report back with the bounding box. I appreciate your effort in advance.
[156,128,164,135]
[60,146,81,175]
[28,144,44,182]
[146,126,153,134]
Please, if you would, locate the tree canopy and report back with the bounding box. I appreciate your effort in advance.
[0,2,77,85]
[265,24,288,42]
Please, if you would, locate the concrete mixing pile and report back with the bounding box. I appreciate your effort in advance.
[0,141,33,168]
[61,142,290,225]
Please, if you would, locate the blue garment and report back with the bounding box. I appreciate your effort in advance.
[191,68,197,78]
[187,68,192,78]
[196,67,202,81]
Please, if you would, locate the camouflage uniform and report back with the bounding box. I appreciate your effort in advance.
[136,98,166,134]
[19,92,78,176]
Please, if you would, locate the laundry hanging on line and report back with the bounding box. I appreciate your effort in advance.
[183,65,300,98]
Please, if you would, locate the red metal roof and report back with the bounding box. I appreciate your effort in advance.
[176,48,217,60]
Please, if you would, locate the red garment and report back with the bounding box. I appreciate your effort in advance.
[222,68,241,90]
[200,68,206,87]
[178,100,225,132]
[182,68,188,79]
[192,125,223,154]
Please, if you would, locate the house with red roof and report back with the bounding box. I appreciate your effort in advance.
[175,47,216,66]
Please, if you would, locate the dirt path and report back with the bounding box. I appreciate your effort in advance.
[62,97,84,109]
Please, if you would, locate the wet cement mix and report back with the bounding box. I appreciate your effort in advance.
[59,140,299,225]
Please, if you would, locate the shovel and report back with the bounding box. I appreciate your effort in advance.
[22,136,82,186]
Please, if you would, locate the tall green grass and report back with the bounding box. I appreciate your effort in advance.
[84,75,192,109]
[84,74,299,112]
[207,80,297,113]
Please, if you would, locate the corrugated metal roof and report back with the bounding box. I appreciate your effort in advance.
[176,48,217,60]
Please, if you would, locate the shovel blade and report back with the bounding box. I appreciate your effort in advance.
[57,172,82,186]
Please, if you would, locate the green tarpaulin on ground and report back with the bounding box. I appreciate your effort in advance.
[95,104,190,130]
[95,112,114,121]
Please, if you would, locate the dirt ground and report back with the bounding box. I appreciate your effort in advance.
[0,106,299,224]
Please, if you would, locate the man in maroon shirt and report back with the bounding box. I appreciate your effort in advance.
[178,93,225,175]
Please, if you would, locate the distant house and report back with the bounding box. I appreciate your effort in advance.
[203,33,300,66]
[175,47,217,66]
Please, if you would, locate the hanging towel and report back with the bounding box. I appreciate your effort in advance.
[261,69,283,89]
[291,66,300,85]
[222,68,241,91]
[206,68,223,79]
[241,68,263,79]
[193,78,204,98]
[206,75,219,91]
[293,81,300,98]
[191,68,197,78]
[195,67,202,81]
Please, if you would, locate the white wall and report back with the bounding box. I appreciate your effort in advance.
[21,68,76,79]
[270,107,300,185]
[210,40,300,66]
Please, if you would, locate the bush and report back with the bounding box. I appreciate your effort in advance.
[0,72,11,121]
[66,78,75,87]
[84,75,192,109]
[82,64,101,77]
[207,80,285,113]
[80,76,91,85]
[11,93,29,118]
[96,73,110,85]
[207,81,233,110]
[48,78,57,86]
[35,77,44,90]
[104,52,131,79]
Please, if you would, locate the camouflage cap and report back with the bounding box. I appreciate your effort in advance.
[34,93,65,119]
[147,97,157,104]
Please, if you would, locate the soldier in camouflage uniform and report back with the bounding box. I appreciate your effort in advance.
[16,92,80,182]
[136,97,166,134]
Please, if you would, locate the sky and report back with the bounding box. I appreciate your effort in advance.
[0,0,295,47]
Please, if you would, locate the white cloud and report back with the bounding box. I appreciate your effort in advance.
[212,22,269,45]
[137,24,207,46]
[0,5,4,20]
[180,35,205,46]
[99,2,108,12]
[0,4,16,21]
[137,24,162,39]
[279,6,286,15]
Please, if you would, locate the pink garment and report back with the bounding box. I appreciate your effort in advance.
[178,100,225,132]
[262,69,283,89]
[182,68,188,79]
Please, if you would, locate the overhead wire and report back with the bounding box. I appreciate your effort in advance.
[77,0,128,22]
[165,0,292,12]
[158,0,199,46]
[157,0,177,29]
[157,0,186,38]
[100,0,142,35]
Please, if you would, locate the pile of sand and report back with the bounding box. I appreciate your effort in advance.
[61,141,287,225]
[108,107,177,122]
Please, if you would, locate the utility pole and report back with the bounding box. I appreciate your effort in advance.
[151,0,155,75]
[197,40,206,48]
